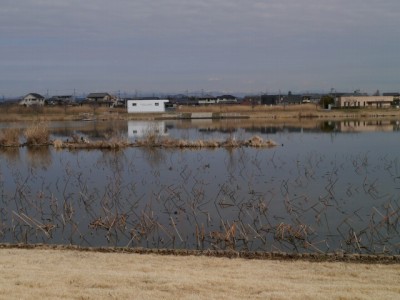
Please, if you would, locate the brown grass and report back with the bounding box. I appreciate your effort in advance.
[135,134,276,149]
[24,122,50,145]
[1,103,400,122]
[0,128,20,146]
[56,139,131,150]
[0,248,399,299]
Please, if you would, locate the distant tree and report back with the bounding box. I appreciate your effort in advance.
[319,95,334,109]
[373,89,380,96]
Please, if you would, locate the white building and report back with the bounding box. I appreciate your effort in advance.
[337,95,394,108]
[127,99,169,113]
[19,93,45,106]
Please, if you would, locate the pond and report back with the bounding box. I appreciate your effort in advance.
[0,119,399,254]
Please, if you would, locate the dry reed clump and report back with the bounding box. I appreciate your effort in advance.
[0,128,20,146]
[222,136,240,147]
[275,223,311,241]
[134,135,277,149]
[24,122,50,145]
[135,125,164,146]
[57,136,131,150]
[53,139,64,149]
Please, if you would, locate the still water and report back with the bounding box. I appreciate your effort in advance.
[0,119,399,254]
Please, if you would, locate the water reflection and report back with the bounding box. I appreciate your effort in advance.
[0,148,20,163]
[338,120,399,132]
[128,121,167,138]
[25,147,52,169]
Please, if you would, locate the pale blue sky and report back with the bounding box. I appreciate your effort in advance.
[1,0,399,97]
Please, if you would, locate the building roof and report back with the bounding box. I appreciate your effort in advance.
[217,94,236,100]
[25,93,44,99]
[86,93,111,98]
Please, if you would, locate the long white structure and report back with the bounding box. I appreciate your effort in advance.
[337,95,394,108]
[127,99,169,113]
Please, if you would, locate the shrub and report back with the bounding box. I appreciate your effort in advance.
[24,122,50,145]
[0,128,20,146]
[53,139,64,149]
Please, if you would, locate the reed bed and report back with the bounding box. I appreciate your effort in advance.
[135,135,276,149]
[0,122,277,149]
[23,122,50,145]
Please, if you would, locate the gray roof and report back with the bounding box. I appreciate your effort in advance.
[86,93,111,98]
[25,93,44,99]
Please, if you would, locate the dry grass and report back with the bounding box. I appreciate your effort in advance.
[0,248,399,300]
[136,134,276,149]
[1,103,400,122]
[23,122,50,145]
[0,105,126,122]
[56,139,131,150]
[0,128,20,146]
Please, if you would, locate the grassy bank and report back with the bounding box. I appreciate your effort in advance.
[0,248,399,299]
[1,104,400,122]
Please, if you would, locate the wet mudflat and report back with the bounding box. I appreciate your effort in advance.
[0,119,399,255]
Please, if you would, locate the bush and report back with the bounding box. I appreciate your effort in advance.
[24,122,50,145]
[0,128,20,146]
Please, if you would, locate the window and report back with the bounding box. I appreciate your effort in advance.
[155,103,159,106]
[132,103,137,106]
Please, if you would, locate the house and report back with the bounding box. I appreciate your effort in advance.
[261,95,280,105]
[216,95,237,104]
[85,93,115,105]
[197,97,217,105]
[127,99,169,113]
[19,93,45,106]
[337,95,394,108]
[260,92,303,105]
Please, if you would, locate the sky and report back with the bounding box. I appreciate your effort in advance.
[1,0,400,97]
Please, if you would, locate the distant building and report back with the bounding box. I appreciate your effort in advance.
[19,93,45,106]
[261,95,281,105]
[337,95,394,108]
[197,97,217,105]
[127,99,169,113]
[260,93,303,105]
[216,95,237,104]
[86,93,115,105]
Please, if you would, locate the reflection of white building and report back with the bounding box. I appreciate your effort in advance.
[339,120,393,132]
[128,121,167,138]
[127,99,169,113]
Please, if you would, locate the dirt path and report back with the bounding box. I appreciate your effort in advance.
[0,248,399,300]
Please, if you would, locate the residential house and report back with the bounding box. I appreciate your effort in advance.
[19,93,45,106]
[197,96,217,105]
[85,93,116,106]
[216,95,237,104]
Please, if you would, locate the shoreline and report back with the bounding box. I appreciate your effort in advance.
[1,104,400,122]
[1,243,399,264]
